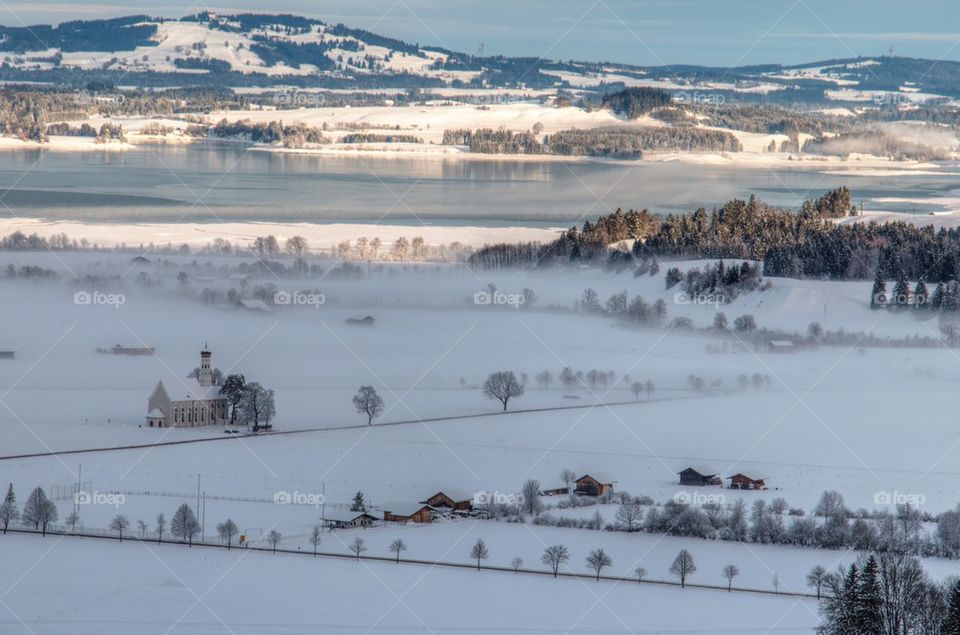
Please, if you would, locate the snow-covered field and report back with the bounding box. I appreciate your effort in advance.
[0,533,818,634]
[3,250,960,632]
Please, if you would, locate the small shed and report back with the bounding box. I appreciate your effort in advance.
[767,340,795,353]
[678,467,722,487]
[239,299,274,312]
[575,473,614,497]
[346,316,375,327]
[324,511,378,529]
[541,486,570,496]
[0,347,15,359]
[727,473,767,490]
[422,489,474,511]
[381,502,433,523]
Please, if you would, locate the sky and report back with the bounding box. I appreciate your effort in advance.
[4,0,960,67]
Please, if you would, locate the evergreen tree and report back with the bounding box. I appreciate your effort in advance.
[932,282,946,310]
[871,270,887,309]
[0,483,17,534]
[891,268,911,308]
[943,579,960,634]
[914,278,929,309]
[350,491,366,512]
[856,556,883,634]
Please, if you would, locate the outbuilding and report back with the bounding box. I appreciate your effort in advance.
[323,511,378,529]
[381,502,433,523]
[422,489,474,511]
[678,467,722,487]
[727,473,767,490]
[574,473,615,497]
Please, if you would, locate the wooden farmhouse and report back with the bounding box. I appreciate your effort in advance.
[574,473,615,497]
[422,489,474,511]
[678,467,722,487]
[323,511,378,530]
[381,502,433,523]
[727,473,767,490]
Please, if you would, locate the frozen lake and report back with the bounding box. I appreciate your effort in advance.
[0,142,957,225]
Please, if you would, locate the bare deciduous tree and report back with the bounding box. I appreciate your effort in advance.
[350,536,367,560]
[353,386,384,425]
[389,539,407,563]
[615,501,643,531]
[470,538,489,570]
[542,544,570,578]
[171,503,200,546]
[520,479,542,516]
[267,529,282,553]
[670,549,696,588]
[310,525,322,556]
[155,512,166,544]
[217,518,239,550]
[722,564,740,591]
[482,371,524,411]
[806,565,827,599]
[586,548,613,581]
[110,514,130,541]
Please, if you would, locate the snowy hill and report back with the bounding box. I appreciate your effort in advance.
[2,13,960,105]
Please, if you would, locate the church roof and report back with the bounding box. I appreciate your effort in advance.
[160,378,224,402]
[146,408,164,418]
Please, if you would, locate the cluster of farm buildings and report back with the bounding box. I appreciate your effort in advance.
[325,469,769,529]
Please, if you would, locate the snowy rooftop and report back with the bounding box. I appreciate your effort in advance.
[323,510,376,523]
[159,379,223,402]
[578,472,614,484]
[380,501,432,517]
[425,488,474,502]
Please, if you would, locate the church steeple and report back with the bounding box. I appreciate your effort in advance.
[199,345,213,387]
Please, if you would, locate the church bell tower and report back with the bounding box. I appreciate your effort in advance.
[199,344,213,387]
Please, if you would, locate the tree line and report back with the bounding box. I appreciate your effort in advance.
[467,188,960,284]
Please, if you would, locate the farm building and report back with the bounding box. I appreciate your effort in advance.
[727,474,767,490]
[381,502,433,523]
[239,299,273,312]
[765,339,796,353]
[422,489,473,511]
[678,467,722,487]
[574,473,614,497]
[0,347,15,359]
[541,486,570,496]
[346,316,375,326]
[97,344,155,355]
[323,511,378,529]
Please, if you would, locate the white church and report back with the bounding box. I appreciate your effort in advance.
[145,346,229,428]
